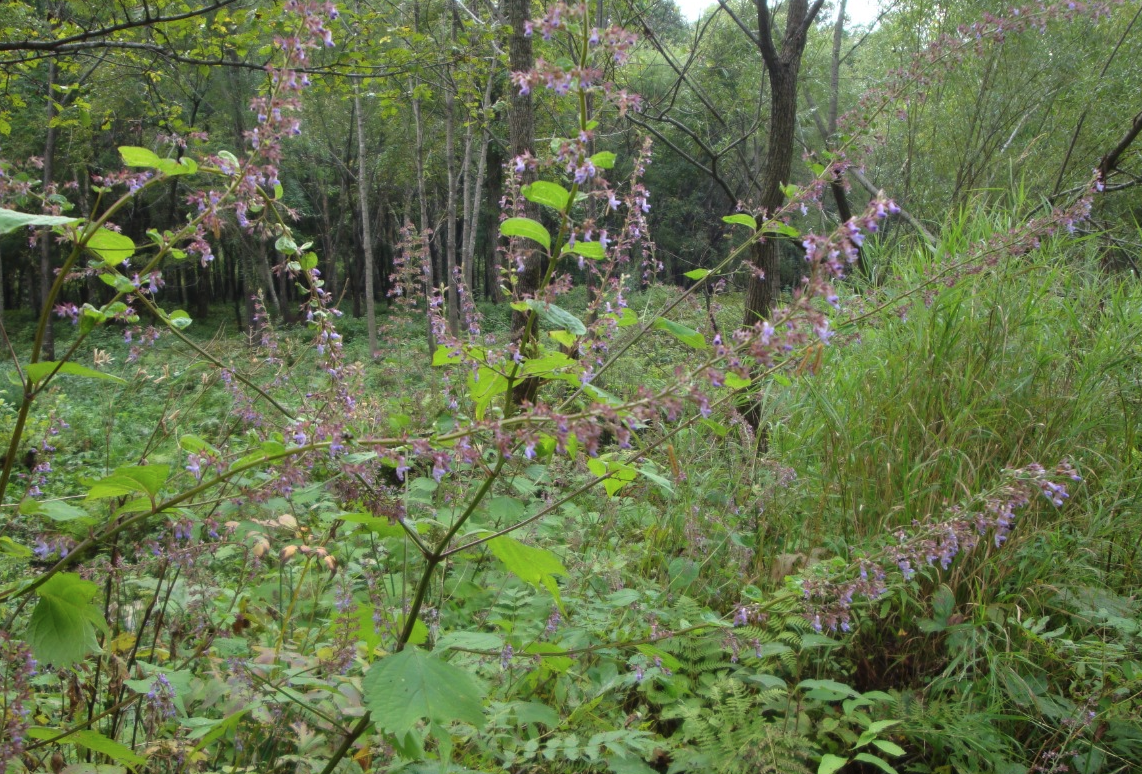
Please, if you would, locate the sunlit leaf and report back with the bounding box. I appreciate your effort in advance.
[363,648,486,740]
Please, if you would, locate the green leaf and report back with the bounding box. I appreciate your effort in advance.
[167,310,192,330]
[467,366,509,420]
[522,181,571,210]
[118,146,163,168]
[83,466,167,500]
[67,730,146,769]
[31,500,89,522]
[487,535,567,607]
[522,352,576,376]
[653,318,706,349]
[723,213,757,229]
[23,361,126,385]
[683,269,710,280]
[818,754,848,774]
[548,330,579,348]
[853,753,900,774]
[433,632,503,652]
[872,740,906,757]
[798,679,860,701]
[501,217,551,251]
[523,300,587,335]
[25,573,107,667]
[589,151,617,169]
[432,344,463,366]
[363,648,486,740]
[0,208,79,235]
[84,228,135,266]
[564,240,606,260]
[724,372,751,390]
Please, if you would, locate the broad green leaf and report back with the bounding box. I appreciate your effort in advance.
[512,701,560,727]
[467,366,509,420]
[487,535,567,607]
[167,310,192,330]
[433,632,504,652]
[23,361,126,385]
[589,151,617,169]
[818,754,849,774]
[523,181,571,210]
[522,300,586,335]
[522,352,575,376]
[432,344,463,366]
[564,241,606,260]
[67,730,146,769]
[586,457,638,497]
[635,644,681,672]
[363,648,486,739]
[653,318,706,349]
[0,208,79,235]
[798,679,860,700]
[722,213,757,230]
[113,465,169,497]
[178,435,217,455]
[548,330,578,348]
[0,537,32,558]
[485,496,526,522]
[26,499,89,522]
[25,573,107,666]
[853,753,900,774]
[866,719,902,736]
[118,146,163,168]
[872,740,906,756]
[683,269,710,280]
[766,222,800,238]
[84,228,135,266]
[724,372,751,390]
[523,642,573,673]
[501,217,550,251]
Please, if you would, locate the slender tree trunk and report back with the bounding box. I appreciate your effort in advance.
[825,0,863,275]
[411,80,434,353]
[444,77,460,336]
[462,75,495,297]
[354,86,379,356]
[508,0,540,337]
[39,59,58,360]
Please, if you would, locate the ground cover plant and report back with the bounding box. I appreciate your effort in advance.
[2,1,1142,773]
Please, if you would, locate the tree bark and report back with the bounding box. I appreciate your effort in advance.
[742,0,824,324]
[39,58,58,360]
[507,0,540,338]
[353,85,378,356]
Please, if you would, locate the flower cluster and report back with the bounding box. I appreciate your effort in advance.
[789,462,1081,633]
[0,634,36,774]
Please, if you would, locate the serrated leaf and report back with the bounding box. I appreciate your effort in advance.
[653,318,706,349]
[523,300,586,335]
[23,361,126,385]
[501,217,550,251]
[523,181,570,210]
[818,754,848,774]
[25,573,107,667]
[723,213,757,229]
[85,228,135,266]
[363,648,486,739]
[0,208,79,235]
[683,269,710,280]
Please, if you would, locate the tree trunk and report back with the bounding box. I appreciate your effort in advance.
[507,0,540,336]
[354,86,379,356]
[743,0,823,324]
[444,76,460,336]
[39,59,58,360]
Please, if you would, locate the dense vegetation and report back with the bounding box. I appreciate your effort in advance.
[2,1,1141,773]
